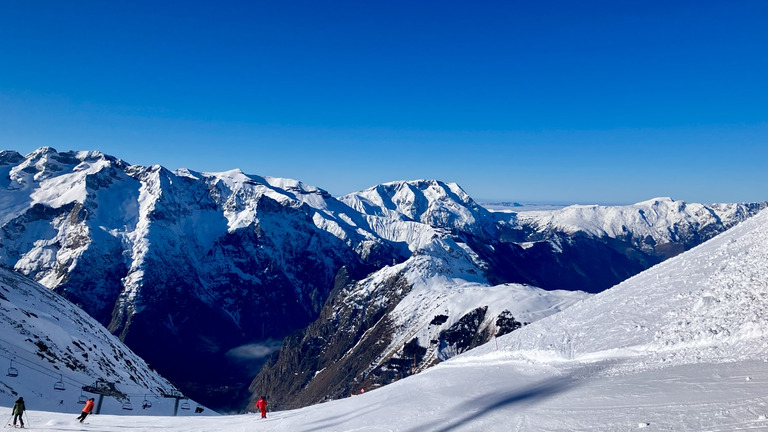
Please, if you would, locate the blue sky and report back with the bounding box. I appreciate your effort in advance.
[1,1,766,204]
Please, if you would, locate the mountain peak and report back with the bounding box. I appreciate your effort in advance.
[26,146,59,157]
[0,150,24,165]
[634,196,676,206]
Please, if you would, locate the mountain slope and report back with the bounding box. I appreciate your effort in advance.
[475,205,768,368]
[250,204,768,430]
[249,236,591,410]
[0,266,197,415]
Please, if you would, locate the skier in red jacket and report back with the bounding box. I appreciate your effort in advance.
[77,398,95,423]
[256,396,267,418]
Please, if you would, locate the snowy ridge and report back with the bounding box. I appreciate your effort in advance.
[460,206,768,370]
[513,196,761,251]
[352,236,587,355]
[377,244,591,366]
[0,266,201,416]
[341,179,496,238]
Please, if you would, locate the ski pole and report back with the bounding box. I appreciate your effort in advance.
[4,413,12,429]
[24,411,30,428]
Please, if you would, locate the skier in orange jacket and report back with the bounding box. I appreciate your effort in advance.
[256,396,267,418]
[77,398,95,423]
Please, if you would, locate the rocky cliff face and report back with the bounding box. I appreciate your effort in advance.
[246,238,593,411]
[1,148,764,412]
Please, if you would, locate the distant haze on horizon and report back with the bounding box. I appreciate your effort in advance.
[1,1,766,205]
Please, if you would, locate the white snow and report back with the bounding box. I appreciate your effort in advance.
[512,196,752,248]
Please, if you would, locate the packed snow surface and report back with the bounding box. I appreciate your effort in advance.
[4,206,768,430]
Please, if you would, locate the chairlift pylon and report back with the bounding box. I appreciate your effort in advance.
[6,360,18,377]
[53,374,66,391]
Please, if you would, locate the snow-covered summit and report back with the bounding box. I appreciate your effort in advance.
[341,179,494,236]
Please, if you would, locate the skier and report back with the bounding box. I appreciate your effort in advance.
[76,398,95,423]
[256,396,268,418]
[11,397,25,428]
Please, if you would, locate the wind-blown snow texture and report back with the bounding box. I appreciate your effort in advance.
[1,147,765,412]
[3,203,768,430]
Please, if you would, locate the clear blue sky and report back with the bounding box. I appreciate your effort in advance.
[1,1,766,204]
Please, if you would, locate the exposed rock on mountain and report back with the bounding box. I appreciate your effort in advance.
[1,148,764,412]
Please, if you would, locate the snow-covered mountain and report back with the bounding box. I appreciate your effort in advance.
[0,147,400,411]
[344,182,766,293]
[5,205,768,431]
[254,200,768,429]
[0,147,764,412]
[249,236,590,409]
[512,196,763,258]
[0,266,202,416]
[248,191,765,410]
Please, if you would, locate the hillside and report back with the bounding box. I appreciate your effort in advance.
[0,266,202,416]
[249,239,590,409]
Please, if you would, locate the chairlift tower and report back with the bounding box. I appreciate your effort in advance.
[162,392,189,416]
[81,381,127,414]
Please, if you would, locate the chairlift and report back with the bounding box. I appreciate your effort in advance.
[141,395,152,409]
[180,399,191,410]
[6,360,18,377]
[53,374,66,391]
[122,399,133,411]
[78,390,88,404]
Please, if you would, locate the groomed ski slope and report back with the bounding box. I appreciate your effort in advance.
[4,207,768,431]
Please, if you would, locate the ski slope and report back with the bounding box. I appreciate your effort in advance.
[3,359,768,431]
[3,208,768,430]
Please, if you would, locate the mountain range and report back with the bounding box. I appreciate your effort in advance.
[1,147,765,412]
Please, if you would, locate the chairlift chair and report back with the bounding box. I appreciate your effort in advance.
[122,399,133,411]
[53,374,66,391]
[6,360,18,377]
[141,395,152,409]
[78,390,88,404]
[180,399,191,410]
